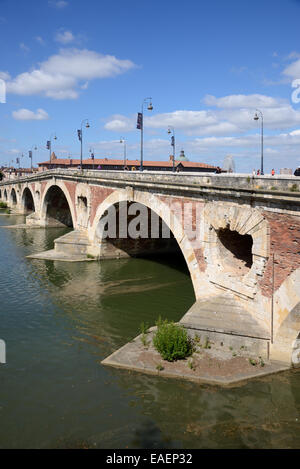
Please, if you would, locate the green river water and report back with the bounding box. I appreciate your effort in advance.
[0,213,299,449]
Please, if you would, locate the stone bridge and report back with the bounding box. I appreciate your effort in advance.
[1,169,300,367]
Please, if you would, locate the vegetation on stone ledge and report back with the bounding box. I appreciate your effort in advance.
[153,318,192,362]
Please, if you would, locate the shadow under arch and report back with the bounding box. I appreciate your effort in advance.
[41,183,74,227]
[90,190,200,299]
[21,187,35,213]
[10,187,17,205]
[3,189,7,201]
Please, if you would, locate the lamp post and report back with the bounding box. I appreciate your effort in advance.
[46,133,57,169]
[120,137,127,169]
[89,147,95,170]
[77,119,90,171]
[29,145,37,172]
[137,98,153,171]
[167,126,176,172]
[254,109,264,175]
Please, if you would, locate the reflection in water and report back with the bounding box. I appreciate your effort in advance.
[0,216,299,449]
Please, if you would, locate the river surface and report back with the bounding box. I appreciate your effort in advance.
[0,212,299,449]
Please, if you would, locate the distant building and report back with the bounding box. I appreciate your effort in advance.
[1,167,37,180]
[177,150,189,162]
[222,154,235,173]
[38,152,218,173]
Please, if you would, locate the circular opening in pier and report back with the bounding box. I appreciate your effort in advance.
[216,226,253,275]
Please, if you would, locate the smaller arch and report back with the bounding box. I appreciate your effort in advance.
[22,187,35,213]
[3,189,7,201]
[0,189,2,199]
[10,188,17,205]
[42,184,74,227]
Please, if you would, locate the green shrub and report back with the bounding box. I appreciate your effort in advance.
[153,318,192,362]
[0,201,8,209]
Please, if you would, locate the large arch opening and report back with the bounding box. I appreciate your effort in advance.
[95,200,193,277]
[10,188,17,206]
[44,185,73,227]
[22,188,35,213]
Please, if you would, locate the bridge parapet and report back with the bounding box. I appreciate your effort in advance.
[1,170,300,208]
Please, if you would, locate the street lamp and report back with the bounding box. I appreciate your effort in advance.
[137,98,153,171]
[120,137,127,169]
[254,109,264,175]
[89,147,95,170]
[167,126,176,172]
[77,119,90,171]
[46,133,57,169]
[29,145,37,172]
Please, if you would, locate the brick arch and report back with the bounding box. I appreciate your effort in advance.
[40,181,76,227]
[21,186,36,212]
[89,188,202,297]
[9,187,18,205]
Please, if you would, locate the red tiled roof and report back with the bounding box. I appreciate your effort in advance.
[177,161,217,168]
[38,157,217,169]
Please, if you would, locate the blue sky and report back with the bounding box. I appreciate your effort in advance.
[1,0,300,172]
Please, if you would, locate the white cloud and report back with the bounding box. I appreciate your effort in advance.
[12,108,49,121]
[55,30,76,44]
[35,36,45,45]
[0,71,11,81]
[104,96,300,137]
[204,93,281,109]
[283,58,300,80]
[48,0,68,8]
[19,43,30,53]
[104,114,136,132]
[6,48,136,100]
